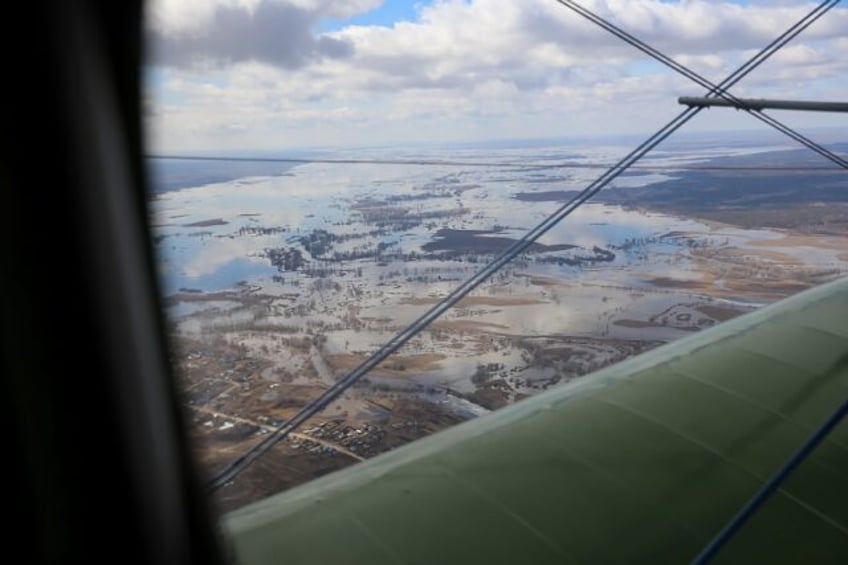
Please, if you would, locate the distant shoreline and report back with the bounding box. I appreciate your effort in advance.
[146,157,299,194]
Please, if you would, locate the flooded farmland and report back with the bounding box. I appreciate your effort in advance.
[149,142,848,510]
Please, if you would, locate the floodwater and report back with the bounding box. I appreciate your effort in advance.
[149,143,847,398]
[150,147,776,295]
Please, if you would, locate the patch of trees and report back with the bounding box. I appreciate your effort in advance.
[536,246,615,266]
[471,362,506,385]
[267,247,305,272]
[238,225,288,236]
[301,229,335,257]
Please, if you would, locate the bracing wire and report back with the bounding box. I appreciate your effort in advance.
[205,107,700,491]
[691,394,848,564]
[561,2,848,561]
[555,0,848,169]
[205,0,839,492]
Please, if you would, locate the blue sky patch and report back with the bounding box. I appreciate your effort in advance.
[320,1,429,31]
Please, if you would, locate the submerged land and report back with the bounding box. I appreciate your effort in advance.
[150,140,848,512]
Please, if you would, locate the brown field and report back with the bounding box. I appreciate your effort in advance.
[324,352,448,377]
[431,320,511,332]
[749,233,848,251]
[402,295,545,307]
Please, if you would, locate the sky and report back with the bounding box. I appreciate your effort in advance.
[144,0,848,154]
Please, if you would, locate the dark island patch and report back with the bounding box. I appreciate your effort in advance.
[183,218,229,228]
[422,228,576,255]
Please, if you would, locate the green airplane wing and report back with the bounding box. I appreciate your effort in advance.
[225,277,848,564]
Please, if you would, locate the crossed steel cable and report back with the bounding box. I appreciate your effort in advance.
[556,0,846,169]
[207,0,842,492]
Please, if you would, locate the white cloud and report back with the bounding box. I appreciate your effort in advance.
[148,1,358,69]
[147,0,383,34]
[145,0,848,152]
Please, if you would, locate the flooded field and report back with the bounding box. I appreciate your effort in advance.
[149,143,848,510]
